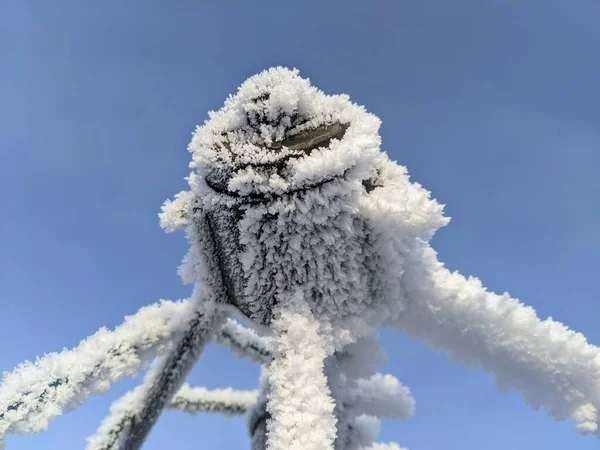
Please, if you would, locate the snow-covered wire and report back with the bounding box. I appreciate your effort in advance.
[391,244,600,436]
[0,289,271,447]
[91,302,222,449]
[85,379,145,450]
[168,384,257,416]
[0,299,194,445]
[216,318,271,364]
[87,382,257,450]
[87,295,223,450]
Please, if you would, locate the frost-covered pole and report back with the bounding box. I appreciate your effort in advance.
[162,69,373,450]
[164,67,440,450]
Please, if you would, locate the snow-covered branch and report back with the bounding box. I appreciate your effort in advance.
[391,245,600,436]
[168,384,257,416]
[0,299,194,443]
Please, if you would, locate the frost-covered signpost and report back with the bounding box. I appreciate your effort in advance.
[2,68,600,450]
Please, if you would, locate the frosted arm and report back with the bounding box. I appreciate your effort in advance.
[168,384,257,416]
[87,302,223,450]
[87,382,257,450]
[86,380,146,450]
[115,306,221,449]
[0,299,193,442]
[391,245,600,436]
[0,293,271,445]
[266,293,337,450]
[216,318,271,364]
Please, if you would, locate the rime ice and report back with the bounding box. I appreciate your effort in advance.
[2,67,600,450]
[169,66,448,335]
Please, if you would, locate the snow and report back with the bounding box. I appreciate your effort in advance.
[87,376,256,449]
[247,368,271,450]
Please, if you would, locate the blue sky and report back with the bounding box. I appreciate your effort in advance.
[2,1,600,448]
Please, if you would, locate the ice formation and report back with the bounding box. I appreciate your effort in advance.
[1,67,599,449]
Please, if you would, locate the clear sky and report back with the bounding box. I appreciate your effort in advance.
[2,1,600,449]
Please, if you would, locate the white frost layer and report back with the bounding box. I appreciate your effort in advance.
[86,355,168,450]
[0,299,193,442]
[85,378,146,450]
[348,374,415,419]
[169,384,257,416]
[86,381,255,449]
[86,378,257,450]
[392,244,600,436]
[87,289,220,450]
[0,294,255,446]
[266,292,337,450]
[217,318,271,364]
